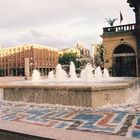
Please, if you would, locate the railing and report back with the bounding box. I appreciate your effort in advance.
[103,23,136,35]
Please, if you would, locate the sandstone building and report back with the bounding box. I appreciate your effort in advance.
[102,0,140,77]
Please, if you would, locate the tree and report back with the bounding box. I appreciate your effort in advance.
[59,52,77,65]
[105,18,118,27]
[94,43,106,66]
[59,52,81,72]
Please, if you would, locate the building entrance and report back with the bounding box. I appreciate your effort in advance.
[112,44,137,77]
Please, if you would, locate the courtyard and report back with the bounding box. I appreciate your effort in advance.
[0,76,139,139]
[0,100,140,139]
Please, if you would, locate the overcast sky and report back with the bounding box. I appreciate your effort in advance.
[0,0,135,50]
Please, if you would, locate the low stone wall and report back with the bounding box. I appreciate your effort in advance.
[3,87,92,107]
[92,88,126,107]
[92,78,140,107]
[0,78,139,108]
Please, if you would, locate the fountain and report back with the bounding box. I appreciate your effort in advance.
[80,63,94,81]
[52,64,67,82]
[31,69,41,81]
[47,62,109,82]
[69,61,77,80]
[47,71,55,81]
[94,66,109,79]
[0,61,139,108]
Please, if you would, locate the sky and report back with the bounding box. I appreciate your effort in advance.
[0,0,135,50]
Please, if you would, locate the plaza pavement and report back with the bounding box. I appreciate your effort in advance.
[0,76,140,140]
[0,101,140,139]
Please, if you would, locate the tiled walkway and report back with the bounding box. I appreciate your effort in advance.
[0,101,140,139]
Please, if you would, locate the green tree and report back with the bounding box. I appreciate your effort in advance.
[95,43,106,65]
[59,52,81,71]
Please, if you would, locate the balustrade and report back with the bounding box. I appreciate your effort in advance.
[103,23,136,35]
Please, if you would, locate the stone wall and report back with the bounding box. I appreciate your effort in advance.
[3,86,92,107]
[2,78,139,108]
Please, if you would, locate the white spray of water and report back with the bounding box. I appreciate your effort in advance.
[55,64,67,82]
[69,62,77,80]
[48,71,55,81]
[94,66,102,79]
[94,66,109,79]
[31,69,41,81]
[80,63,94,81]
[126,80,140,104]
[32,61,110,82]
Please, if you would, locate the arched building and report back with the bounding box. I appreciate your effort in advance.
[102,0,140,77]
[102,24,137,76]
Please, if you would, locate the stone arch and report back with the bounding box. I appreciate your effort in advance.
[113,42,136,54]
[112,44,136,77]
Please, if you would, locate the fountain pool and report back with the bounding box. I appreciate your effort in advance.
[0,77,139,108]
[0,62,139,108]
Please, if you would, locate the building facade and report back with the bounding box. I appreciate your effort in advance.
[60,48,80,57]
[76,43,90,57]
[0,45,58,76]
[102,0,140,77]
[102,24,137,77]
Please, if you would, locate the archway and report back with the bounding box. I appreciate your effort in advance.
[112,44,136,77]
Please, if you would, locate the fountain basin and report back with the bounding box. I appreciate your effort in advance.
[0,78,139,108]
